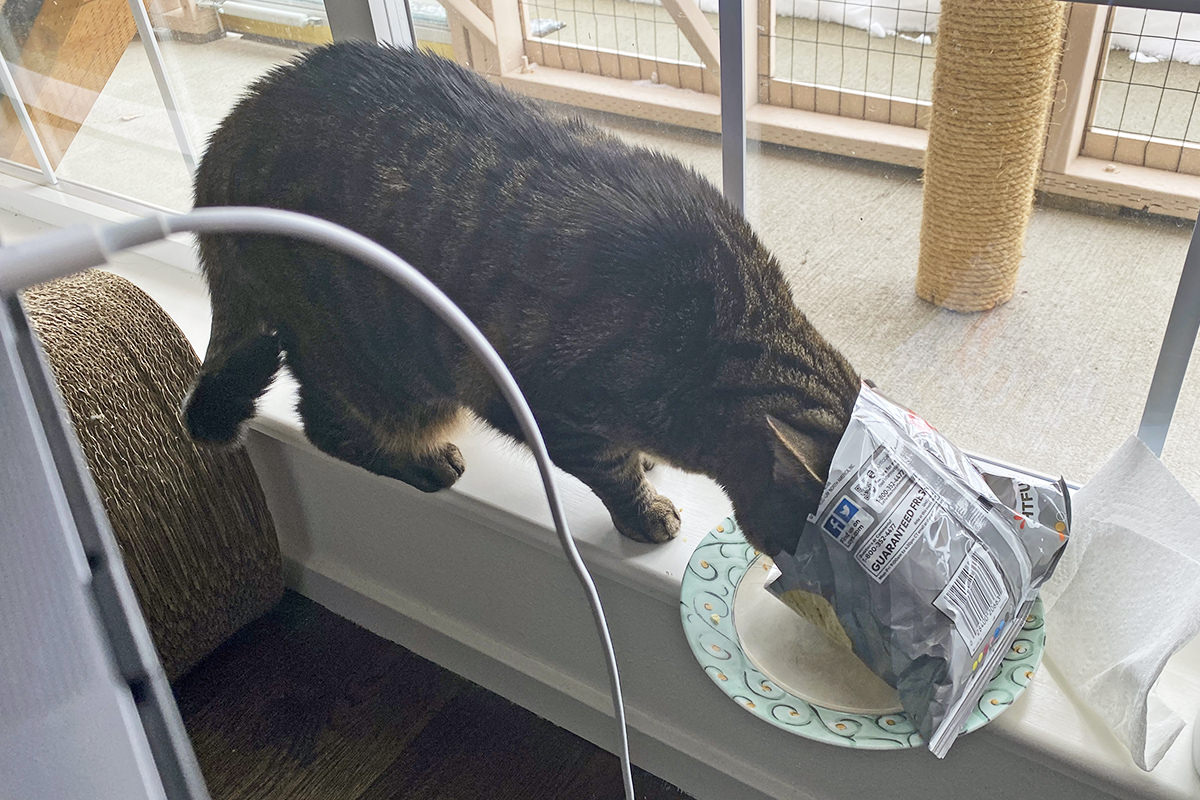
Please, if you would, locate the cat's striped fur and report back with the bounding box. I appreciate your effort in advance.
[185,43,860,556]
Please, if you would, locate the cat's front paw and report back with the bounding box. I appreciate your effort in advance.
[613,494,681,544]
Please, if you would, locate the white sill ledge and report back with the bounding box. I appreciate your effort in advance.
[3,184,1198,800]
[248,383,1200,800]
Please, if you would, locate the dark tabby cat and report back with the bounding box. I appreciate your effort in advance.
[184,42,860,557]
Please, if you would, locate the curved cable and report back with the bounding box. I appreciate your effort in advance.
[0,207,637,800]
[170,209,638,800]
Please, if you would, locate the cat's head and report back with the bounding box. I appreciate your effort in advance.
[727,412,847,558]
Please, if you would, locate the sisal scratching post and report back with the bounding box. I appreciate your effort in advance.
[916,0,1065,312]
[22,271,283,681]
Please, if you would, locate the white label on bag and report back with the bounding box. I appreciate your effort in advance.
[934,545,1006,651]
[852,449,909,513]
[854,483,933,583]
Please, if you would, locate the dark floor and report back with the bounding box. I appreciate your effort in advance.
[173,591,693,800]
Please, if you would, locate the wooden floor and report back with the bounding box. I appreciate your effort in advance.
[173,592,693,800]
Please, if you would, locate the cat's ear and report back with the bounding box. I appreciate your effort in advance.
[766,415,827,486]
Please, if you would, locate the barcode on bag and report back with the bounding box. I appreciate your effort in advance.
[933,545,1006,651]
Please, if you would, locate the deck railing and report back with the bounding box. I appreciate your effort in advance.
[422,0,1200,217]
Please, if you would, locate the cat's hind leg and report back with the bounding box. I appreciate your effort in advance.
[298,386,466,492]
[184,306,281,444]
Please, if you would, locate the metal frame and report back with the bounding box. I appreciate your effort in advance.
[128,0,198,174]
[366,0,417,48]
[0,3,1194,796]
[0,56,56,184]
[1138,215,1200,456]
[719,0,746,213]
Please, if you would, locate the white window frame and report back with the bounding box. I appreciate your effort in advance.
[0,4,1197,796]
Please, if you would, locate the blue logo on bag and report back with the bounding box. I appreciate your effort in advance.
[823,496,859,539]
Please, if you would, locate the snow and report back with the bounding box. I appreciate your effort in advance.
[1109,9,1200,67]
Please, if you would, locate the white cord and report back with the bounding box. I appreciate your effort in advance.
[0,207,638,800]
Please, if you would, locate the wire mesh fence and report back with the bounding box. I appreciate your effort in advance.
[771,0,938,109]
[508,0,1200,153]
[521,0,720,90]
[518,0,940,115]
[523,0,712,64]
[1088,8,1200,170]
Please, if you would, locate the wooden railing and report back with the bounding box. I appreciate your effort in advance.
[427,0,1200,217]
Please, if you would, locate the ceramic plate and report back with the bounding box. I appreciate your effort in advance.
[680,517,1046,749]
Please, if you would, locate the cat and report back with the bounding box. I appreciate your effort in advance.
[184,42,861,557]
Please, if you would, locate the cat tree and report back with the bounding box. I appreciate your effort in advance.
[917,0,1066,312]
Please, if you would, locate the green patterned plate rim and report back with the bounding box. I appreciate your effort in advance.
[679,517,1046,750]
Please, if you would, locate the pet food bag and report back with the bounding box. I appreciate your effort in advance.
[766,384,1070,757]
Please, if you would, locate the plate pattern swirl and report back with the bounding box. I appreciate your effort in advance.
[680,517,1046,750]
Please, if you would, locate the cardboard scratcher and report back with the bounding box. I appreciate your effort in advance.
[22,270,283,681]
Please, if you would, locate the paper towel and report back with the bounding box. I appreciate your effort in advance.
[1039,435,1200,771]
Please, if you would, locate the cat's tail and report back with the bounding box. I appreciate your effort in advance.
[183,323,282,445]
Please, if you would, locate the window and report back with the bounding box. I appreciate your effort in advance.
[3,0,1197,495]
[0,0,333,209]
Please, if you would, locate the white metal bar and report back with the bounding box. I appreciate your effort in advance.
[399,0,418,49]
[127,0,198,174]
[0,57,56,184]
[367,0,418,48]
[1137,213,1200,456]
[719,0,746,212]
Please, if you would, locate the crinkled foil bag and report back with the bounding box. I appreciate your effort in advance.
[766,384,1071,756]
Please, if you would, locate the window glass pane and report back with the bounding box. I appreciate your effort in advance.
[744,1,1200,487]
[574,107,720,182]
[515,0,719,92]
[744,139,1193,485]
[0,0,332,209]
[48,39,196,209]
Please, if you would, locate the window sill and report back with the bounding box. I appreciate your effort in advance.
[246,381,1200,800]
[249,371,1200,800]
[3,188,1198,800]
